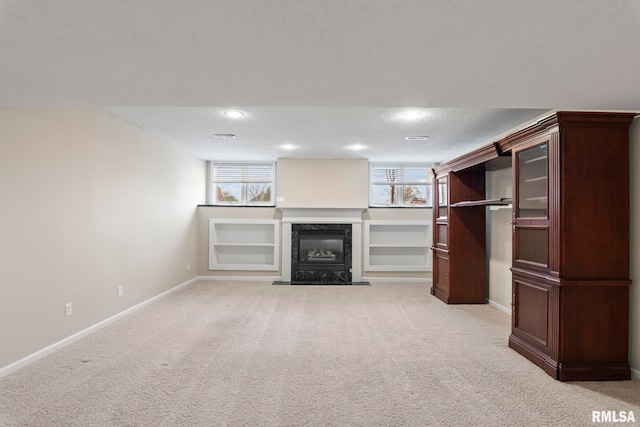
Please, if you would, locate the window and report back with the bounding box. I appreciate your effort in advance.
[370,164,432,207]
[210,162,275,206]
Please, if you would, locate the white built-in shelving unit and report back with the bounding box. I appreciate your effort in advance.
[209,219,280,270]
[364,220,432,271]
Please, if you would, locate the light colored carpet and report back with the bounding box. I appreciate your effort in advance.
[1,281,639,426]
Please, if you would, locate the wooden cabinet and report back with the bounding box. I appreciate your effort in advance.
[505,112,636,381]
[430,144,506,304]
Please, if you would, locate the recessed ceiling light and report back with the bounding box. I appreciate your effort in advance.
[399,110,424,121]
[280,144,297,150]
[406,136,429,140]
[213,134,236,139]
[223,110,245,119]
[348,144,366,151]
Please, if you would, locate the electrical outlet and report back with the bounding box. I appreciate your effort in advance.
[65,303,72,317]
[187,262,191,270]
[118,285,123,297]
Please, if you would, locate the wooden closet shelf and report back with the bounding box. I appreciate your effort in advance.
[450,198,512,207]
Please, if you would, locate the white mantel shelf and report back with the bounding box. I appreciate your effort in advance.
[278,208,366,224]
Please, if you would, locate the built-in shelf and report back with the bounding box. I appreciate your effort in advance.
[209,219,280,271]
[364,220,432,271]
[450,198,513,207]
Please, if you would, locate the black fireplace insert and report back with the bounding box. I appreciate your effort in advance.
[291,224,352,284]
[298,231,345,270]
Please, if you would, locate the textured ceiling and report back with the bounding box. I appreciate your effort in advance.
[105,107,548,162]
[1,1,639,162]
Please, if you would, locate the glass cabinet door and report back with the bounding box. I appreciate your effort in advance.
[517,143,548,218]
[514,142,550,270]
[437,176,448,219]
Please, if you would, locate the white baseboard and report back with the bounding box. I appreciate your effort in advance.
[198,275,282,281]
[362,277,432,283]
[488,299,512,316]
[0,276,200,379]
[632,367,640,380]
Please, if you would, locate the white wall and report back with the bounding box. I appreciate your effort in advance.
[276,158,369,208]
[486,168,513,312]
[0,108,206,370]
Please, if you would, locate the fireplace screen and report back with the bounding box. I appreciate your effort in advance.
[298,234,345,264]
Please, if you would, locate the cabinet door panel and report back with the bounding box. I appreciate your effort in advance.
[514,226,549,268]
[436,223,447,248]
[513,277,552,352]
[435,253,449,292]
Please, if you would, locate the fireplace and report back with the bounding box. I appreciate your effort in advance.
[279,208,364,284]
[291,224,352,284]
[298,231,345,269]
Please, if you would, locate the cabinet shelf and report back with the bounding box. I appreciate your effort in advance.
[450,198,512,207]
[524,155,547,164]
[524,176,547,183]
[213,242,275,247]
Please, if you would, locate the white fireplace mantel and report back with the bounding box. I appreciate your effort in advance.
[279,208,365,224]
[279,208,364,282]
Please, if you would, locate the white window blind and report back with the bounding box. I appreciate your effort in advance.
[371,166,429,185]
[210,162,275,206]
[212,164,274,183]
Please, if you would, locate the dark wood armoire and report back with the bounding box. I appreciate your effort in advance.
[503,111,636,381]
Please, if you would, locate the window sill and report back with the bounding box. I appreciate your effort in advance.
[368,206,432,209]
[198,204,276,208]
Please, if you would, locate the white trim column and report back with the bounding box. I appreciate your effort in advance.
[281,222,293,281]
